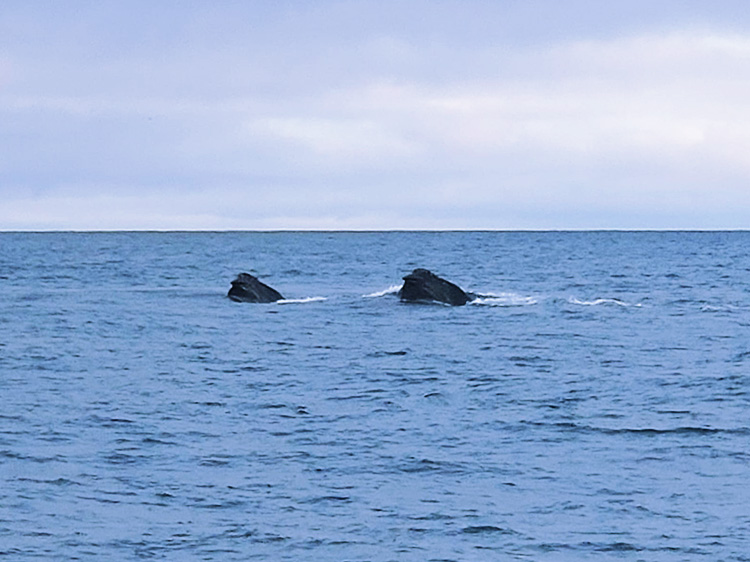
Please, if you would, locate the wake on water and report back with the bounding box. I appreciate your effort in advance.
[276,296,328,304]
[269,286,641,309]
[362,285,402,298]
[362,284,541,307]
[469,292,539,307]
[360,287,646,309]
[238,290,644,310]
[568,297,643,307]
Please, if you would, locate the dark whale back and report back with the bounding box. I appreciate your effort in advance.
[398,268,471,306]
[228,273,284,303]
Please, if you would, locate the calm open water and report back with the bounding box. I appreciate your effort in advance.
[1,231,750,561]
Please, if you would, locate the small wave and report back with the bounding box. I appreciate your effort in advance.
[569,297,641,307]
[700,304,736,313]
[522,420,746,436]
[363,285,401,298]
[462,525,517,535]
[276,296,327,304]
[470,292,538,307]
[305,495,351,504]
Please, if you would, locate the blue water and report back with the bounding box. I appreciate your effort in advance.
[2,231,750,561]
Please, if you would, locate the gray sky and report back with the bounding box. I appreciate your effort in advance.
[2,0,750,230]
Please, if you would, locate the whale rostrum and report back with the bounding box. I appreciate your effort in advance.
[228,273,284,303]
[398,268,474,306]
[228,268,474,305]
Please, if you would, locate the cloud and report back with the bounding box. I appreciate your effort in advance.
[248,116,420,166]
[2,2,750,228]
[236,30,750,193]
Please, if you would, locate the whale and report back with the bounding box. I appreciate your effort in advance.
[398,268,475,306]
[228,273,284,303]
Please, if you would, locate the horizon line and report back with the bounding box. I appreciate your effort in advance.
[2,228,749,234]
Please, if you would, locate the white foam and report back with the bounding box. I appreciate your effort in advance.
[363,285,401,298]
[701,304,734,313]
[276,296,327,304]
[470,292,539,307]
[569,297,641,307]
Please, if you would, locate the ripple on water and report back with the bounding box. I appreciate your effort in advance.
[3,231,750,561]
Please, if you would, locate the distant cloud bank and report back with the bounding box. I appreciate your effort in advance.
[2,2,750,229]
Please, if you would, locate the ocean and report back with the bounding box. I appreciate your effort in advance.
[1,231,749,561]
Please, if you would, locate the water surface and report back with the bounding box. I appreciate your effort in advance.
[2,231,749,560]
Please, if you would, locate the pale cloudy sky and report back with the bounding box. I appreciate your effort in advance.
[2,0,750,230]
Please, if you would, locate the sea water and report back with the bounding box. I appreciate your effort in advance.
[1,231,749,561]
